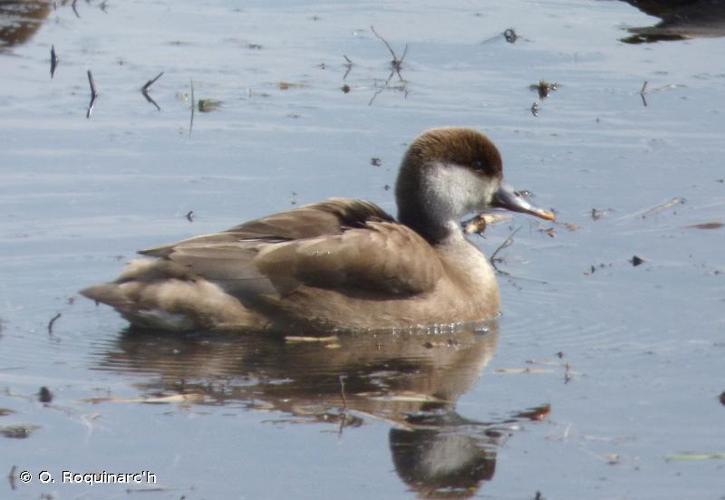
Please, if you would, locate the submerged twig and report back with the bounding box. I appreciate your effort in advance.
[141,71,164,111]
[370,25,407,80]
[48,313,61,336]
[339,375,347,410]
[337,374,348,436]
[343,54,353,80]
[489,226,521,271]
[86,70,98,119]
[8,465,17,491]
[189,79,195,137]
[50,45,58,78]
[640,80,648,107]
[71,0,80,18]
[368,25,409,105]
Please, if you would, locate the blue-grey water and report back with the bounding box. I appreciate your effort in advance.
[1,0,724,498]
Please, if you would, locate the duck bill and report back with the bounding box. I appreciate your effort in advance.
[491,184,556,221]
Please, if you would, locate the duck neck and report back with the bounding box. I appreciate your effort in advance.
[397,202,461,245]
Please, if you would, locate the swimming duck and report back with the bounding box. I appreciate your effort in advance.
[81,127,555,332]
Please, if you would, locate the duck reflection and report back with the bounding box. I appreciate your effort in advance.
[95,323,548,497]
[0,0,49,47]
[619,0,725,43]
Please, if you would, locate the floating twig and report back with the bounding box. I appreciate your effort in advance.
[71,0,80,18]
[640,196,685,218]
[343,54,353,80]
[189,79,195,137]
[370,25,406,79]
[8,465,17,491]
[368,26,409,105]
[185,210,194,222]
[38,386,53,403]
[530,80,559,99]
[48,313,61,336]
[50,45,58,78]
[339,375,348,410]
[86,70,98,119]
[489,226,521,272]
[640,80,648,107]
[141,71,164,111]
[337,374,348,436]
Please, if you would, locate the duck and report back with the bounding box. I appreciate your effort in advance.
[81,127,555,332]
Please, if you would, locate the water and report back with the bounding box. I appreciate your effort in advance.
[1,0,724,498]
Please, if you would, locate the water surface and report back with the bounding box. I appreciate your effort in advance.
[1,0,724,498]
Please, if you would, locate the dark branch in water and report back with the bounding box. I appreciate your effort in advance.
[368,26,409,105]
[48,313,61,336]
[71,0,80,18]
[640,80,648,107]
[141,71,164,111]
[342,54,353,80]
[370,25,406,81]
[189,79,195,137]
[50,45,58,78]
[8,465,17,491]
[489,226,521,272]
[86,70,98,119]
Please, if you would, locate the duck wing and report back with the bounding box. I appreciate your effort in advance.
[139,198,394,257]
[138,198,442,298]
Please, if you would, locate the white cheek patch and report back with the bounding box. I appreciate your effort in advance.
[423,162,498,218]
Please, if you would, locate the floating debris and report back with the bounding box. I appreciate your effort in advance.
[278,81,305,90]
[665,452,725,462]
[86,70,98,119]
[640,80,648,107]
[630,255,645,267]
[531,102,540,116]
[38,387,52,404]
[515,404,551,421]
[343,54,353,79]
[341,84,351,93]
[370,157,382,167]
[640,196,686,218]
[188,79,195,136]
[50,45,58,78]
[284,335,338,343]
[540,227,556,238]
[85,393,204,405]
[47,312,61,336]
[185,210,195,222]
[530,80,559,99]
[368,26,409,105]
[141,71,164,111]
[504,28,518,43]
[463,213,511,235]
[495,367,554,375]
[0,409,14,417]
[0,425,40,439]
[591,208,613,220]
[686,221,723,230]
[719,391,725,406]
[198,98,222,112]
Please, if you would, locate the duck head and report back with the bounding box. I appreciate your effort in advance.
[395,127,555,242]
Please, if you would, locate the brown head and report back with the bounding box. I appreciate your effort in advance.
[395,127,554,242]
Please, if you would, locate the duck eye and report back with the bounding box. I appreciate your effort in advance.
[473,159,484,169]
